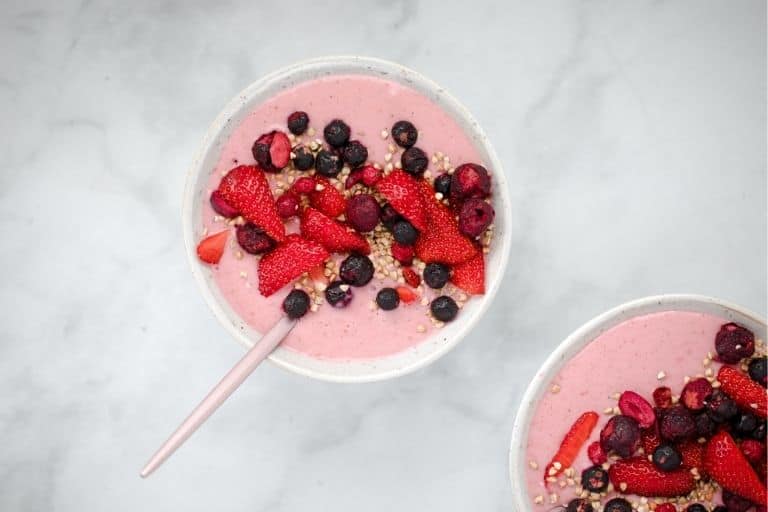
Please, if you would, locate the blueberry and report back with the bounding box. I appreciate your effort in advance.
[401,147,428,176]
[430,296,458,322]
[380,203,402,230]
[325,281,353,308]
[342,140,368,168]
[566,499,594,512]
[323,119,350,147]
[282,289,310,319]
[392,220,418,245]
[694,412,716,438]
[751,421,766,440]
[315,149,343,177]
[748,357,767,387]
[292,145,315,171]
[376,288,400,311]
[339,254,374,287]
[712,507,728,512]
[580,465,609,492]
[391,120,418,148]
[685,505,707,512]
[287,111,309,135]
[600,415,640,457]
[433,173,451,196]
[705,390,738,423]
[732,412,759,436]
[652,444,682,471]
[423,263,450,289]
[603,498,632,512]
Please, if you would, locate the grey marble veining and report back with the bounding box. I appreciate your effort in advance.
[0,1,765,510]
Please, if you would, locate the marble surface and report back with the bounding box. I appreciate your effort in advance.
[0,1,765,510]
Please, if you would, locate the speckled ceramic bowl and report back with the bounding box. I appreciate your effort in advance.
[182,56,512,382]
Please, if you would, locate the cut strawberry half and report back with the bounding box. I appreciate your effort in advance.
[300,207,370,255]
[257,234,329,297]
[196,230,229,264]
[309,176,346,218]
[376,170,427,231]
[450,250,485,295]
[676,439,704,472]
[608,457,695,497]
[396,286,418,304]
[718,366,767,418]
[542,411,599,482]
[217,165,285,242]
[704,430,767,506]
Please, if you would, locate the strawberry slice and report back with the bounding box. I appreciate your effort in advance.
[676,439,704,471]
[608,457,695,497]
[718,366,767,418]
[414,181,478,265]
[704,430,767,506]
[396,286,418,304]
[196,230,229,264]
[543,411,598,482]
[217,165,285,242]
[309,176,346,218]
[257,234,329,297]
[450,250,485,295]
[300,208,370,255]
[376,170,427,231]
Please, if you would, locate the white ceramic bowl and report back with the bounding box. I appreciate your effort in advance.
[182,56,512,383]
[508,294,767,511]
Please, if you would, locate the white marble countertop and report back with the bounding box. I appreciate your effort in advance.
[1,1,765,510]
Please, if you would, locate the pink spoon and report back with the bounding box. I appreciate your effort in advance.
[140,315,296,478]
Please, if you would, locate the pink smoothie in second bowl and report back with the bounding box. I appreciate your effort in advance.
[197,74,497,360]
[523,310,767,511]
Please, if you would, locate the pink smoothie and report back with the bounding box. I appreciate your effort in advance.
[202,75,486,359]
[524,311,729,508]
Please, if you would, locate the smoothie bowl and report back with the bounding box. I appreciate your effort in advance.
[183,56,511,382]
[509,295,767,512]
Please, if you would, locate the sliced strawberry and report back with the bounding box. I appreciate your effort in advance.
[451,251,485,295]
[640,425,662,455]
[257,234,329,297]
[309,176,346,218]
[300,208,370,255]
[705,430,767,505]
[269,131,291,168]
[608,457,695,497]
[718,366,767,418]
[396,286,417,304]
[376,170,427,230]
[217,165,285,242]
[543,411,599,482]
[676,439,704,471]
[196,230,228,264]
[402,267,421,288]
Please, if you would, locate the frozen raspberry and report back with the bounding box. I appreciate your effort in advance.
[580,466,609,492]
[342,140,368,168]
[653,386,673,409]
[252,130,291,171]
[292,176,316,195]
[600,415,640,458]
[740,439,765,465]
[430,296,458,322]
[345,194,380,233]
[681,378,713,411]
[392,220,418,245]
[433,173,451,196]
[655,505,677,512]
[705,389,738,423]
[659,405,696,442]
[423,262,450,289]
[458,198,494,238]
[376,288,400,311]
[276,193,299,219]
[748,357,767,387]
[391,120,418,148]
[325,281,352,308]
[722,490,753,512]
[587,441,607,465]
[715,322,755,363]
[323,119,350,147]
[603,498,632,512]
[236,223,275,255]
[450,163,491,201]
[652,444,682,471]
[315,149,343,177]
[282,289,310,319]
[566,499,594,512]
[391,242,414,265]
[339,254,374,287]
[401,147,428,175]
[287,111,309,135]
[292,145,315,171]
[210,190,239,218]
[345,165,382,189]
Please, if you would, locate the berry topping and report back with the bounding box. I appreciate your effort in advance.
[652,444,682,472]
[217,165,285,242]
[276,193,299,219]
[542,411,599,481]
[694,412,716,438]
[376,170,427,231]
[721,491,753,512]
[392,220,418,245]
[677,439,704,471]
[659,405,696,442]
[740,439,765,466]
[685,505,707,512]
[732,412,759,436]
[236,223,275,254]
[391,120,418,148]
[450,251,486,295]
[706,389,739,422]
[396,286,418,304]
[390,242,414,265]
[402,267,421,288]
[430,296,458,322]
[414,181,478,265]
[600,414,641,458]
[345,164,382,189]
[603,498,632,512]
[292,145,315,171]
[292,176,316,195]
[715,322,755,364]
[450,163,491,202]
[653,386,673,409]
[287,111,309,135]
[252,130,291,171]
[718,365,767,418]
[608,457,695,497]
[655,505,677,512]
[345,194,381,233]
[323,119,350,147]
[752,421,766,440]
[196,230,228,264]
[376,288,400,311]
[342,140,368,168]
[433,173,452,196]
[748,357,767,387]
[300,208,370,255]
[380,202,403,230]
[401,146,428,175]
[325,281,352,308]
[458,198,495,238]
[315,149,343,177]
[566,499,594,512]
[587,441,607,465]
[210,190,239,218]
[704,430,767,506]
[581,465,609,492]
[282,289,310,319]
[681,378,713,412]
[257,234,329,297]
[641,425,662,455]
[339,254,374,287]
[618,390,656,428]
[309,176,347,217]
[423,262,451,289]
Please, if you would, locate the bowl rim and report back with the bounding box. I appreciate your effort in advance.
[507,293,767,510]
[181,55,513,383]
